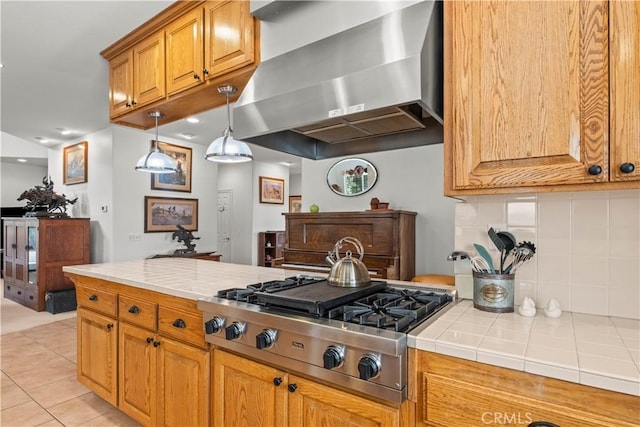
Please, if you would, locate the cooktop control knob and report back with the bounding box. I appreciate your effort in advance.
[358,353,381,380]
[255,329,278,349]
[204,317,225,334]
[323,345,345,369]
[225,322,245,341]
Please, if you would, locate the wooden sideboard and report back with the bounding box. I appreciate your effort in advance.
[280,210,416,280]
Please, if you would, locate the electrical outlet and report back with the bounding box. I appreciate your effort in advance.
[100,205,108,213]
[129,234,142,241]
[488,224,506,232]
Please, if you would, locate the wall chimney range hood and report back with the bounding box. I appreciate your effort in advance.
[233,1,443,160]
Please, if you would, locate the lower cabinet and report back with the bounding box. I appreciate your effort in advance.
[71,275,209,427]
[414,350,640,427]
[119,323,209,426]
[212,349,405,427]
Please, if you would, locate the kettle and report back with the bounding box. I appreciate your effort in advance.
[325,237,371,287]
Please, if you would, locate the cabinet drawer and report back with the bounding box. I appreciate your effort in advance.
[22,290,38,310]
[4,283,25,303]
[118,295,157,330]
[158,306,205,348]
[76,285,117,317]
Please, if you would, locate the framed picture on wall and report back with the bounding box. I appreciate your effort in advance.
[289,195,302,213]
[151,141,192,192]
[144,196,198,233]
[259,176,285,204]
[63,141,88,185]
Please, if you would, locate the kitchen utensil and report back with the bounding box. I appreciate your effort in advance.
[473,243,496,273]
[504,241,536,273]
[488,227,505,254]
[470,255,491,273]
[325,237,371,287]
[497,231,517,272]
[446,250,470,261]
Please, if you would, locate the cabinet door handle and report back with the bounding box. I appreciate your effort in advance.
[25,245,33,250]
[131,100,137,106]
[153,341,161,347]
[620,162,635,174]
[146,337,154,344]
[193,73,200,80]
[273,377,283,386]
[17,290,21,295]
[287,383,297,393]
[128,305,140,314]
[11,243,16,249]
[89,294,98,301]
[106,323,114,330]
[125,102,131,108]
[588,164,602,175]
[172,318,186,329]
[202,68,209,76]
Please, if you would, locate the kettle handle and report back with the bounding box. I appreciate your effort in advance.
[334,237,365,261]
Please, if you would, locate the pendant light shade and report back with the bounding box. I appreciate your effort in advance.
[205,85,253,163]
[135,112,178,174]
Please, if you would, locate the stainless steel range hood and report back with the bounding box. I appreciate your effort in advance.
[233,1,443,160]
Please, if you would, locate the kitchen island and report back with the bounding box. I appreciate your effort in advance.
[64,258,639,426]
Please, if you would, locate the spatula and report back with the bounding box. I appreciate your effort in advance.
[473,243,495,273]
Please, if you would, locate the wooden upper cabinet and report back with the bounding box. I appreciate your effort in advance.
[109,32,165,118]
[444,1,622,194]
[166,7,204,95]
[609,1,640,182]
[205,1,255,77]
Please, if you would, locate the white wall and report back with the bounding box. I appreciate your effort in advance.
[301,144,458,275]
[1,162,48,206]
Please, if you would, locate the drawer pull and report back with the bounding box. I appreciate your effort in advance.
[128,305,140,314]
[172,318,187,329]
[273,377,283,386]
[89,294,98,301]
[528,423,560,427]
[146,337,154,344]
[106,323,114,330]
[17,290,22,295]
[153,341,161,347]
[288,383,297,393]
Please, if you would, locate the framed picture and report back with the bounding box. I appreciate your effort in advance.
[63,141,88,185]
[289,195,302,213]
[151,141,192,192]
[144,196,198,233]
[259,176,285,204]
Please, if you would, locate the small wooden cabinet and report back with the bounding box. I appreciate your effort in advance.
[413,350,640,427]
[71,275,210,427]
[444,0,639,194]
[257,231,285,267]
[212,349,407,427]
[108,31,165,118]
[2,217,90,311]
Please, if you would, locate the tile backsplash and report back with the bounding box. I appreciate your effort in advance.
[454,189,640,320]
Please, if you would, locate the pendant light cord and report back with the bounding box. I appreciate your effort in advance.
[153,113,160,152]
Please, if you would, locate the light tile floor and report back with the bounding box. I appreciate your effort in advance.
[1,317,140,427]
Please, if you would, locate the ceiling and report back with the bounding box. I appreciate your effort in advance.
[0,1,302,173]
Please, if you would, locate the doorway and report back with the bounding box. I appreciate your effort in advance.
[217,190,232,262]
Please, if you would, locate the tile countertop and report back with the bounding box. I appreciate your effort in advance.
[409,299,640,397]
[63,259,639,397]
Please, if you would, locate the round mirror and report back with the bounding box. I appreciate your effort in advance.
[327,158,378,197]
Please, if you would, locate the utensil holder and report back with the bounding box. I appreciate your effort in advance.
[472,272,514,313]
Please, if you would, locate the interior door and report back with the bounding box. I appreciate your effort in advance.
[217,190,232,262]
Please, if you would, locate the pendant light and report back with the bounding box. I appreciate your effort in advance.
[205,85,253,163]
[135,112,178,174]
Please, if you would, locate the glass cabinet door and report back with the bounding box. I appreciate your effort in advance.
[27,225,37,285]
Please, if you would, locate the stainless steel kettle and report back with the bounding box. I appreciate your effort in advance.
[325,237,371,287]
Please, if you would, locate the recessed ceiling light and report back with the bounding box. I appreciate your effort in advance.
[57,128,73,135]
[186,117,200,124]
[35,137,50,143]
[181,132,195,140]
[17,158,27,162]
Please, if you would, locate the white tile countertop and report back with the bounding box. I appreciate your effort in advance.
[63,259,639,397]
[409,299,640,397]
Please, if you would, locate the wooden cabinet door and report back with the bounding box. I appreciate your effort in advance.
[77,308,118,405]
[445,1,609,192]
[166,7,204,95]
[288,375,400,427]
[133,32,166,108]
[212,350,287,427]
[109,50,134,118]
[157,336,209,427]
[610,0,640,182]
[3,221,16,282]
[204,1,255,78]
[119,323,157,426]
